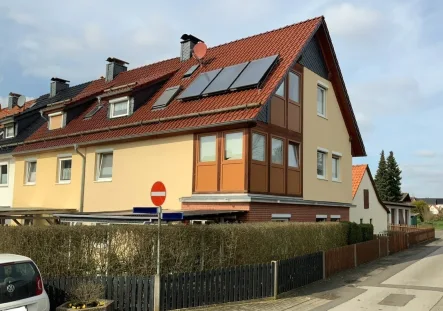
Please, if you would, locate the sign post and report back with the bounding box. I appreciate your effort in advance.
[150,181,166,311]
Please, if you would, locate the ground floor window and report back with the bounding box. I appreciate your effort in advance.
[271,214,291,222]
[330,215,341,222]
[316,215,327,222]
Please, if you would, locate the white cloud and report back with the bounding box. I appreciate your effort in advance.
[7,11,36,26]
[325,3,382,37]
[414,150,437,158]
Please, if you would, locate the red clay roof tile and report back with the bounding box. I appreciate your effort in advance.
[352,164,368,198]
[15,16,359,153]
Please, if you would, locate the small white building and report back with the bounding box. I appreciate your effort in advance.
[385,202,412,226]
[351,165,390,234]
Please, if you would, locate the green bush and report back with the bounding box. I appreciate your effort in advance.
[360,224,374,242]
[0,223,348,277]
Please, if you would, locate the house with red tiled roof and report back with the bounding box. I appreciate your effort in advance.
[8,16,366,223]
[351,165,389,233]
[0,82,92,221]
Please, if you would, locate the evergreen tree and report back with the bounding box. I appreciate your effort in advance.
[385,151,402,202]
[374,150,388,201]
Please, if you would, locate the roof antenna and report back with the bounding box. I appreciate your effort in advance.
[192,42,207,66]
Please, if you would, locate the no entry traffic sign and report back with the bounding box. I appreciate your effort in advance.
[151,181,166,206]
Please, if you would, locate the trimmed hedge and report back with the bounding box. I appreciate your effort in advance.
[342,222,374,244]
[0,222,348,277]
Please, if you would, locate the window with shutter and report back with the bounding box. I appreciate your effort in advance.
[364,189,369,209]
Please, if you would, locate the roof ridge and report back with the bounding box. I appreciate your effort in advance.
[208,16,323,50]
[98,16,323,77]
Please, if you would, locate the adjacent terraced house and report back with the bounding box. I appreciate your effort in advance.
[10,16,365,222]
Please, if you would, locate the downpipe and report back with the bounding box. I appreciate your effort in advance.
[74,144,86,213]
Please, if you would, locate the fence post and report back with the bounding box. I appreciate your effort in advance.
[354,244,357,267]
[387,234,390,255]
[322,251,326,280]
[406,233,410,249]
[378,238,381,258]
[154,274,161,311]
[271,260,278,299]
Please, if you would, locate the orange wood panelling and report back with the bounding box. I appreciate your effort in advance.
[270,96,286,128]
[250,130,268,193]
[270,135,285,194]
[287,141,302,196]
[220,129,246,192]
[195,133,218,192]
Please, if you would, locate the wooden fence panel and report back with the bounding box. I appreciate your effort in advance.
[160,263,273,310]
[325,244,355,278]
[389,231,407,254]
[356,239,379,265]
[277,252,323,294]
[378,236,389,257]
[409,228,435,245]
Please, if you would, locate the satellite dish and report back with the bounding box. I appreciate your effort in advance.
[17,95,26,107]
[193,42,207,60]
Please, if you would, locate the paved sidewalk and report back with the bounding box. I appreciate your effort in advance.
[192,231,442,311]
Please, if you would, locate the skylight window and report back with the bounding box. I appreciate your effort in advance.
[152,86,181,110]
[183,64,199,78]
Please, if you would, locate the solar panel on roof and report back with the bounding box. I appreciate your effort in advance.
[177,69,221,100]
[202,62,249,96]
[151,85,181,110]
[183,64,199,78]
[230,55,279,90]
[84,104,103,119]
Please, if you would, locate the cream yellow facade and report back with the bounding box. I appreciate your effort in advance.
[13,135,194,212]
[13,149,82,209]
[302,68,353,204]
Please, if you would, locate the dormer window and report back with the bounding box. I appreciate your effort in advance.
[5,124,15,138]
[48,112,65,130]
[109,97,130,118]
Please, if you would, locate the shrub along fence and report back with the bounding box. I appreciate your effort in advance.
[42,226,434,311]
[0,223,348,277]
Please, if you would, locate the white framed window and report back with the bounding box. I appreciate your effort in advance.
[5,125,14,138]
[109,97,130,118]
[48,112,65,130]
[0,162,8,185]
[317,85,327,117]
[199,135,216,162]
[252,132,266,162]
[317,150,327,179]
[275,79,285,97]
[272,214,291,222]
[224,132,243,160]
[25,161,37,185]
[271,137,283,165]
[96,152,113,181]
[58,157,72,183]
[288,142,300,168]
[332,154,340,181]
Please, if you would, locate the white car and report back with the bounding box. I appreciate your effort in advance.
[0,254,49,311]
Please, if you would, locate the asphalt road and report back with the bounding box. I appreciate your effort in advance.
[203,231,443,311]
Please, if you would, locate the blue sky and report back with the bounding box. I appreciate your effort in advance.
[0,0,442,196]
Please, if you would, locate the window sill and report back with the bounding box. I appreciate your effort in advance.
[94,179,112,183]
[24,183,36,186]
[317,175,328,181]
[56,181,71,185]
[332,179,341,183]
[0,184,9,187]
[317,113,327,120]
[110,114,129,119]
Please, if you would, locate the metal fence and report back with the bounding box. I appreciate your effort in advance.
[44,276,154,311]
[277,252,323,294]
[161,264,274,310]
